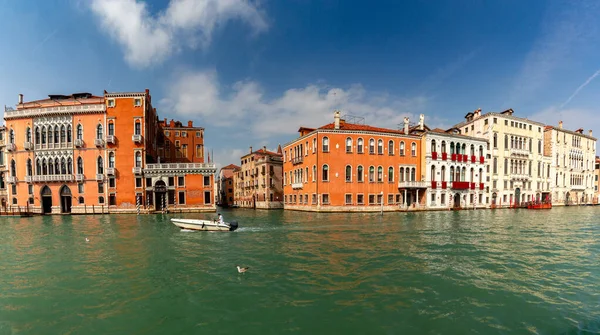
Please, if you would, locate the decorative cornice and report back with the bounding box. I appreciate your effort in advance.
[5,104,106,120]
[104,92,146,98]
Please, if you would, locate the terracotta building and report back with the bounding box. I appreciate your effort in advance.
[595,157,600,204]
[0,126,6,210]
[3,91,216,215]
[217,164,239,207]
[234,146,283,209]
[282,111,424,212]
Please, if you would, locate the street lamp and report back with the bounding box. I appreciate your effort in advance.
[380,191,384,216]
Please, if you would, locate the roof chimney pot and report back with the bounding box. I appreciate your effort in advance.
[18,94,23,104]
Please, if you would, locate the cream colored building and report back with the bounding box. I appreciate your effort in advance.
[0,126,6,210]
[234,146,284,209]
[453,109,551,207]
[594,157,600,204]
[544,122,597,205]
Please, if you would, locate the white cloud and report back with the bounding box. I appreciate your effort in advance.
[527,106,599,146]
[89,0,268,67]
[159,70,432,139]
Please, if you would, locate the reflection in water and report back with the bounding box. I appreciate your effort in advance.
[0,207,598,334]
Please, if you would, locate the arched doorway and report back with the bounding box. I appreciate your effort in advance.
[565,192,570,206]
[41,185,52,214]
[154,180,167,211]
[453,193,461,208]
[514,188,521,206]
[60,185,72,213]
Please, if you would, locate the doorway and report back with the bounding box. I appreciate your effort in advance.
[453,193,461,208]
[60,185,72,213]
[154,180,167,211]
[515,188,521,206]
[41,185,52,214]
[565,192,570,206]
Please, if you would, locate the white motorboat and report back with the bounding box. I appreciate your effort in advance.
[171,218,239,232]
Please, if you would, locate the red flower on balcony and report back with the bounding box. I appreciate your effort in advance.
[441,181,447,189]
[470,183,475,190]
[451,181,470,190]
[431,181,437,189]
[463,154,469,162]
[432,152,438,160]
[479,156,485,164]
[457,154,462,162]
[451,153,457,161]
[442,152,448,160]
[479,183,484,190]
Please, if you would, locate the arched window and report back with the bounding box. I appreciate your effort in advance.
[388,166,394,182]
[134,121,141,135]
[377,139,383,154]
[313,165,316,181]
[26,127,31,143]
[96,124,103,140]
[77,157,84,174]
[26,159,32,176]
[405,167,410,182]
[455,142,460,154]
[10,160,16,176]
[493,157,497,174]
[97,156,104,174]
[479,168,483,183]
[109,152,115,168]
[369,166,375,182]
[369,139,375,154]
[41,127,47,144]
[504,135,508,149]
[431,165,436,181]
[60,125,66,143]
[312,138,316,153]
[450,142,455,154]
[357,165,363,182]
[470,168,474,182]
[400,167,405,182]
[431,140,436,153]
[54,125,59,143]
[400,141,405,156]
[54,158,59,175]
[322,137,329,152]
[35,127,40,144]
[450,167,455,182]
[504,158,508,174]
[441,166,446,182]
[36,159,41,175]
[441,141,447,153]
[357,138,364,153]
[470,144,475,156]
[411,142,417,156]
[411,168,416,181]
[43,158,48,175]
[479,145,483,157]
[135,152,142,168]
[322,165,329,181]
[61,158,67,174]
[345,165,352,182]
[493,133,497,148]
[108,122,115,136]
[388,140,394,155]
[377,166,383,182]
[9,129,14,144]
[77,125,83,140]
[67,125,72,143]
[456,167,461,181]
[346,137,352,153]
[67,158,73,174]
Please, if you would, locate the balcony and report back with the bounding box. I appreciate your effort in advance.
[451,153,457,161]
[6,143,16,152]
[441,152,448,161]
[441,181,447,189]
[471,155,476,163]
[132,167,143,174]
[74,139,84,147]
[571,184,586,190]
[25,176,32,183]
[31,175,75,182]
[7,176,17,183]
[24,142,33,150]
[94,139,105,147]
[479,183,485,190]
[143,163,216,175]
[470,182,476,190]
[479,156,485,164]
[431,181,437,189]
[106,135,116,144]
[397,181,429,188]
[457,154,463,162]
[451,181,470,190]
[106,167,115,175]
[510,174,531,181]
[463,154,469,162]
[76,174,84,182]
[432,152,438,160]
[510,148,530,157]
[291,182,303,189]
[132,134,143,143]
[96,174,104,181]
[291,156,304,165]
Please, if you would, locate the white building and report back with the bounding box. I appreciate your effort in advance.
[544,121,597,205]
[453,108,551,207]
[424,128,488,209]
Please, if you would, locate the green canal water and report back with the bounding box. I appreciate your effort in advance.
[0,207,599,334]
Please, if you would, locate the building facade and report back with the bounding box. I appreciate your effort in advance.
[453,109,552,207]
[424,128,488,209]
[218,164,239,207]
[544,122,597,205]
[0,126,6,210]
[3,91,216,215]
[595,157,600,204]
[283,111,424,212]
[235,146,283,209]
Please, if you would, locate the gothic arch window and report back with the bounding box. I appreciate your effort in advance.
[97,156,104,174]
[96,124,104,140]
[67,125,72,143]
[10,159,16,176]
[42,158,48,175]
[35,127,40,144]
[67,157,73,174]
[346,137,353,153]
[60,125,66,143]
[377,139,383,154]
[9,129,14,144]
[42,126,47,144]
[388,166,394,182]
[345,165,352,182]
[26,127,32,143]
[36,159,41,175]
[322,164,329,181]
[77,124,83,140]
[109,152,115,168]
[388,140,394,155]
[77,157,84,174]
[61,158,67,174]
[357,165,364,182]
[357,138,364,153]
[54,125,59,143]
[377,166,383,182]
[26,159,32,176]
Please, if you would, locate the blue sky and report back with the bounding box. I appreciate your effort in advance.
[1,0,599,166]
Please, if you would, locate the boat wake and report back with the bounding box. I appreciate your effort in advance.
[180,229,196,233]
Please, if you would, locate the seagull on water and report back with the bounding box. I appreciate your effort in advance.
[85,237,90,242]
[236,265,249,274]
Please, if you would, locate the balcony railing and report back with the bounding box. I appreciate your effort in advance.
[457,154,463,162]
[291,182,303,189]
[6,143,16,151]
[24,142,33,150]
[479,156,485,164]
[571,184,586,190]
[451,181,470,190]
[132,134,143,143]
[432,152,438,160]
[441,181,447,189]
[143,163,216,175]
[470,182,476,190]
[398,181,429,188]
[441,152,448,160]
[106,167,115,175]
[74,139,84,147]
[132,167,143,174]
[471,155,476,163]
[510,148,530,156]
[510,174,531,181]
[96,174,104,181]
[431,181,437,189]
[94,139,105,147]
[30,175,75,182]
[25,176,33,183]
[7,176,17,183]
[106,135,116,144]
[451,153,457,161]
[291,156,304,165]
[76,174,84,182]
[479,183,485,190]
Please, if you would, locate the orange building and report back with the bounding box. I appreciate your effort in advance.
[3,91,216,215]
[282,111,425,212]
[0,126,7,209]
[234,146,284,209]
[217,164,239,207]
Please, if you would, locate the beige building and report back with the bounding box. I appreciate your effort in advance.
[453,109,551,207]
[544,122,597,205]
[595,157,600,204]
[234,146,283,209]
[0,126,6,210]
[217,164,239,207]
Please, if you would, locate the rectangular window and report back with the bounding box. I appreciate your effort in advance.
[134,122,141,135]
[312,194,317,204]
[181,131,187,138]
[345,194,352,205]
[178,176,185,187]
[12,185,17,195]
[28,185,33,195]
[388,194,394,204]
[357,194,364,205]
[441,193,446,204]
[107,99,115,107]
[182,145,188,158]
[78,183,84,193]
[98,196,105,204]
[98,182,104,193]
[377,194,383,204]
[109,177,116,188]
[484,119,488,126]
[505,120,508,125]
[178,191,185,204]
[146,178,152,187]
[134,98,141,106]
[108,123,115,136]
[322,194,330,204]
[136,178,142,188]
[109,194,116,206]
[196,145,202,158]
[175,132,180,137]
[168,177,175,187]
[431,193,435,203]
[204,191,211,204]
[204,176,211,186]
[368,194,375,205]
[196,131,201,137]
[493,118,497,124]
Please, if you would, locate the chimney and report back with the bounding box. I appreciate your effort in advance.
[18,94,23,104]
[334,110,341,130]
[474,108,481,118]
[589,130,593,137]
[263,145,267,153]
[170,119,175,127]
[250,146,253,154]
[404,117,409,134]
[419,114,424,130]
[188,120,193,127]
[558,121,563,129]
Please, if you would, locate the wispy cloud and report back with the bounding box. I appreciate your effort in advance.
[418,48,480,94]
[89,0,268,68]
[31,29,58,55]
[560,69,600,108]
